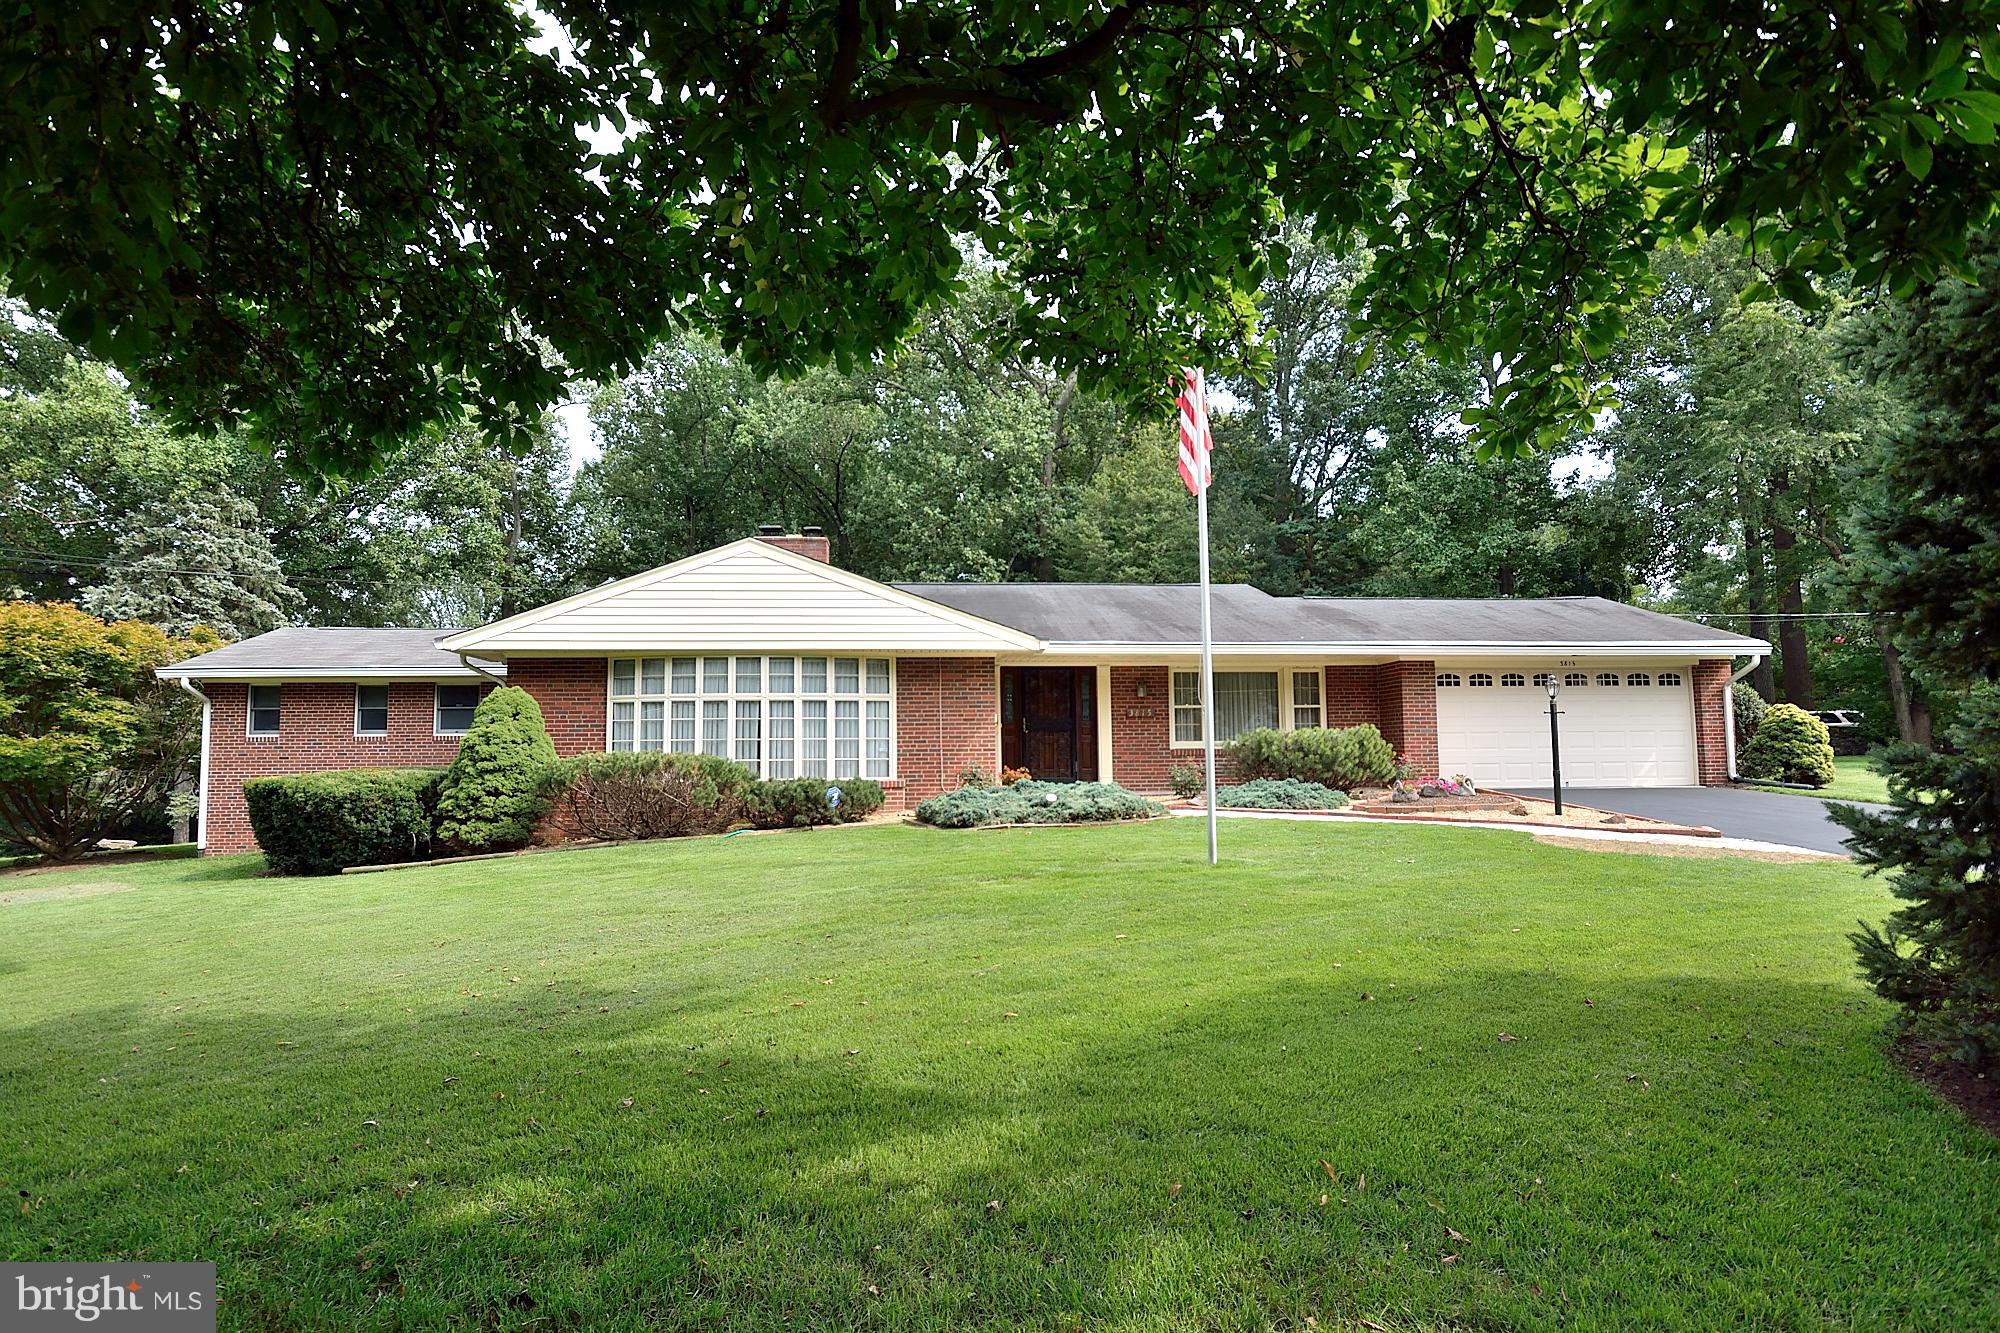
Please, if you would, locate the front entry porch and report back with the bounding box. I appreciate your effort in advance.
[999,665,1100,782]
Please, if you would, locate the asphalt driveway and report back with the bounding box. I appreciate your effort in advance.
[1508,785,1883,856]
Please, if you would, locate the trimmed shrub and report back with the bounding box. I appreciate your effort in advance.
[1215,778,1350,810]
[1740,703,1837,787]
[1225,724,1397,789]
[549,752,756,842]
[746,777,885,828]
[915,780,1164,828]
[434,687,560,852]
[244,768,443,875]
[1733,682,1770,744]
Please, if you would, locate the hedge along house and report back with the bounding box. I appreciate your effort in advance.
[158,531,1769,854]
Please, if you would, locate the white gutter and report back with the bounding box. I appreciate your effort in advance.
[154,665,502,682]
[1724,653,1767,780]
[454,652,508,685]
[1039,641,1770,656]
[172,677,210,851]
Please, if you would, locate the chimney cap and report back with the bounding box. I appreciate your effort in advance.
[800,525,825,538]
[756,523,784,537]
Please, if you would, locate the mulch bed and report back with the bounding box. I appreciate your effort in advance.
[1350,792,1520,815]
[1894,1036,2000,1137]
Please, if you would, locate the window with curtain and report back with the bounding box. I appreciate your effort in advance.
[607,655,893,779]
[1170,671,1279,744]
[1291,671,1321,729]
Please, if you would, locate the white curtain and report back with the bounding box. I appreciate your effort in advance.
[1213,671,1279,741]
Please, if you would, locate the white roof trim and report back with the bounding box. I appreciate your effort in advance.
[156,665,502,682]
[1043,640,1770,656]
[436,538,1044,655]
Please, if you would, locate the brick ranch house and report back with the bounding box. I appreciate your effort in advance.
[159,531,1769,854]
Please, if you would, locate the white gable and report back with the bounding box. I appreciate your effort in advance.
[437,540,1041,656]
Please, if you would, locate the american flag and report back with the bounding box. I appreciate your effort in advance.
[1176,367,1212,496]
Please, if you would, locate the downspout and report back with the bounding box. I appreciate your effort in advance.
[454,652,507,685]
[173,677,211,851]
[1725,653,1766,781]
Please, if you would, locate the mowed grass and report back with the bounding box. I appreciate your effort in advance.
[1748,753,1894,805]
[3,820,1996,1331]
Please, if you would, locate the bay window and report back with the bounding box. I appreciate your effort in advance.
[607,655,893,779]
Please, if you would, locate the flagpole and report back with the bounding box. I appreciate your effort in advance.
[1196,457,1218,867]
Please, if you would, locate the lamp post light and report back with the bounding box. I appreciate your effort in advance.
[1546,677,1564,815]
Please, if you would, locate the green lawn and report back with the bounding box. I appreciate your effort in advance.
[3,820,1994,1331]
[1748,753,1894,805]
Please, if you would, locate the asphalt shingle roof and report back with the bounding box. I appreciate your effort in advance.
[159,627,500,679]
[160,585,1762,679]
[896,583,1764,649]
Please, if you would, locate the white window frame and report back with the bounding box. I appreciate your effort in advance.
[247,684,281,736]
[604,655,896,780]
[1169,665,1329,749]
[435,683,481,736]
[1658,671,1684,687]
[355,684,390,737]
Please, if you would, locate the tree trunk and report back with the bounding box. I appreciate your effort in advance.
[1497,563,1517,596]
[1764,472,1815,708]
[1880,635,1933,748]
[1742,521,1777,700]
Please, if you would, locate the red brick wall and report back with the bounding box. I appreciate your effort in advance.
[506,659,610,756]
[1106,665,1247,793]
[1373,660,1438,778]
[201,681,484,854]
[1325,665,1381,727]
[895,658,998,803]
[756,534,831,562]
[1693,657,1732,785]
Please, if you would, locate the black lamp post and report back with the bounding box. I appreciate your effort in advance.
[1546,677,1564,815]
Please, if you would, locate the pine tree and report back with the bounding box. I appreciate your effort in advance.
[1835,233,2000,1069]
[81,492,298,640]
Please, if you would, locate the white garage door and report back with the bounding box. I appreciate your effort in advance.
[1434,666,1697,788]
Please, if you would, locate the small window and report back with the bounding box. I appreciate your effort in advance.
[1468,673,1494,687]
[1658,671,1683,687]
[801,657,828,693]
[865,658,891,695]
[767,656,794,693]
[248,684,281,735]
[1435,673,1462,688]
[702,657,730,693]
[1172,670,1203,742]
[1500,672,1526,687]
[834,657,861,694]
[671,657,697,694]
[640,657,667,694]
[1626,671,1651,687]
[735,656,762,693]
[436,684,480,735]
[1291,670,1322,729]
[1565,672,1590,687]
[1596,672,1619,687]
[610,659,636,697]
[355,685,389,735]
[1533,672,1554,688]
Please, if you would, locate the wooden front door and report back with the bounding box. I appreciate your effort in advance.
[1000,667,1099,782]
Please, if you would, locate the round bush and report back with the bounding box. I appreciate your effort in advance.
[1224,724,1396,788]
[746,778,885,828]
[1215,778,1350,810]
[435,686,560,852]
[1740,702,1837,787]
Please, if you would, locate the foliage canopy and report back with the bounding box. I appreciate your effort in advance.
[5,2,1997,473]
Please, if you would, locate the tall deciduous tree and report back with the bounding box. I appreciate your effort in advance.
[4,4,1994,473]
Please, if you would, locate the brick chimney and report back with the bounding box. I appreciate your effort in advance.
[755,524,831,563]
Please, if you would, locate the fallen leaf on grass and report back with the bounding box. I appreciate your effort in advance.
[1168,1182,1182,1199]
[1497,1032,1519,1042]
[618,1097,634,1108]
[1442,1253,1460,1264]
[985,1199,1002,1213]
[1445,1225,1467,1242]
